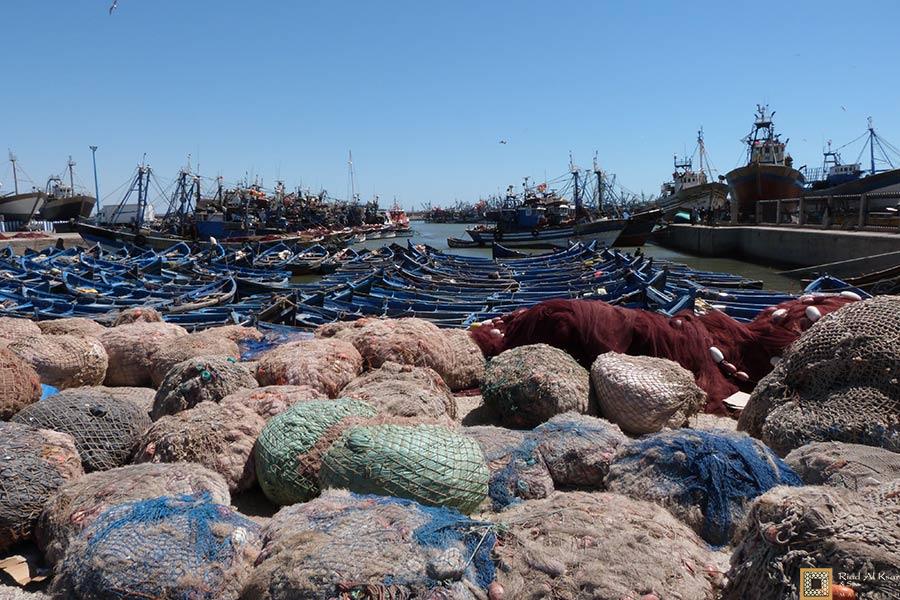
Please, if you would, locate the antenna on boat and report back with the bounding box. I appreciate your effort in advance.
[89,146,100,216]
[593,152,603,213]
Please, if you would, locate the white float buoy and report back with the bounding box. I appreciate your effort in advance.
[771,308,788,321]
[770,356,781,367]
[840,290,862,301]
[709,346,725,363]
[805,306,822,323]
[721,360,738,374]
[735,371,750,381]
[799,294,815,304]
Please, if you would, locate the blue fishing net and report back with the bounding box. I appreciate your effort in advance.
[488,436,545,509]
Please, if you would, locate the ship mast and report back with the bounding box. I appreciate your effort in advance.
[570,153,582,218]
[868,117,876,176]
[8,151,19,195]
[593,152,603,214]
[67,156,76,196]
[697,128,705,175]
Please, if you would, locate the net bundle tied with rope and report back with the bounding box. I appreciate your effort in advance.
[151,356,259,420]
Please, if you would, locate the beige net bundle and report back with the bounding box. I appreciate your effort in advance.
[111,306,163,325]
[0,347,41,420]
[0,587,50,599]
[491,491,723,600]
[136,401,265,492]
[0,316,41,347]
[255,337,363,397]
[7,334,108,389]
[99,321,187,386]
[202,324,263,343]
[89,385,156,415]
[220,385,321,419]
[0,422,83,552]
[36,462,231,567]
[724,485,900,600]
[37,317,106,338]
[151,356,258,419]
[443,329,486,391]
[591,352,707,434]
[785,441,900,492]
[313,318,370,338]
[739,296,900,455]
[482,344,591,429]
[340,361,458,421]
[149,332,241,385]
[530,413,626,490]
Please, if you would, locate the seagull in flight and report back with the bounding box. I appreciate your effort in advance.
[499,139,508,145]
[109,0,118,14]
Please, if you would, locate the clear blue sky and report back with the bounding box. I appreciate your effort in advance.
[3,1,900,210]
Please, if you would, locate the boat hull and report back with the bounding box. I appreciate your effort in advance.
[726,164,805,222]
[466,218,626,248]
[614,209,661,247]
[0,193,46,221]
[657,183,729,218]
[806,168,900,200]
[41,195,96,220]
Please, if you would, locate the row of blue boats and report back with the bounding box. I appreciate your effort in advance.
[0,240,869,331]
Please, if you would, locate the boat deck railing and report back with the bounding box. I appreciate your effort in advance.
[755,192,900,233]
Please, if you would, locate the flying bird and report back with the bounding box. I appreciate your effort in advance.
[499,139,508,145]
[109,0,118,14]
[841,105,847,111]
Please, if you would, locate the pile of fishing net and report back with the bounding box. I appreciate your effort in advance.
[111,305,163,325]
[785,441,900,492]
[492,491,723,600]
[136,401,265,492]
[255,338,363,397]
[207,324,264,343]
[0,421,83,552]
[220,384,321,419]
[37,317,106,338]
[471,296,858,411]
[88,385,157,415]
[255,398,488,512]
[481,343,591,428]
[724,485,900,600]
[340,361,458,421]
[99,321,187,386]
[605,428,801,545]
[151,356,258,419]
[0,588,49,599]
[0,346,41,420]
[12,387,151,472]
[0,316,41,347]
[7,334,108,389]
[442,329,486,391]
[37,462,230,567]
[149,331,241,386]
[243,490,496,600]
[739,295,900,455]
[319,317,456,384]
[51,493,263,600]
[590,351,707,434]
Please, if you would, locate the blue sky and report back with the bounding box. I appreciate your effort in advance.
[3,1,900,210]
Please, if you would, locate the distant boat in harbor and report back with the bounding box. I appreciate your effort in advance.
[0,152,45,223]
[726,105,805,222]
[656,129,729,219]
[40,157,96,220]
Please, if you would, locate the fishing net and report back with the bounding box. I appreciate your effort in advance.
[111,306,163,325]
[0,588,50,599]
[689,412,740,431]
[7,334,108,389]
[314,318,372,338]
[255,399,379,505]
[37,462,230,567]
[481,343,590,429]
[151,356,258,420]
[100,322,187,387]
[784,441,900,492]
[0,316,41,347]
[319,421,489,514]
[590,351,707,434]
[255,338,363,398]
[724,485,900,600]
[51,493,263,600]
[605,428,802,545]
[0,347,41,420]
[220,384,322,419]
[88,385,157,416]
[442,329,486,392]
[863,478,900,511]
[242,490,496,600]
[37,317,106,338]
[531,413,626,489]
[149,332,241,386]
[0,422,83,552]
[492,491,723,600]
[339,361,458,421]
[325,317,456,385]
[136,401,265,493]
[739,295,900,455]
[11,387,151,473]
[206,324,264,343]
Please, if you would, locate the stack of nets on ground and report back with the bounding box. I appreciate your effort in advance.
[243,490,496,599]
[99,321,187,386]
[740,295,900,455]
[37,462,230,567]
[52,492,262,600]
[724,485,900,600]
[137,401,265,492]
[220,385,320,419]
[465,413,626,510]
[0,347,41,419]
[12,387,151,472]
[590,351,707,434]
[491,491,723,599]
[0,421,83,552]
[37,317,106,338]
[111,306,163,325]
[340,361,458,421]
[442,329,485,391]
[149,331,241,386]
[255,399,488,513]
[605,428,801,545]
[0,316,41,347]
[481,344,591,428]
[785,441,900,492]
[6,334,108,389]
[471,296,858,411]
[151,356,258,419]
[255,338,362,397]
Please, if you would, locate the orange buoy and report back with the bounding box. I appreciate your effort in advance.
[831,584,857,600]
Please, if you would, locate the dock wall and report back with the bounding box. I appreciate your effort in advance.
[656,225,900,268]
